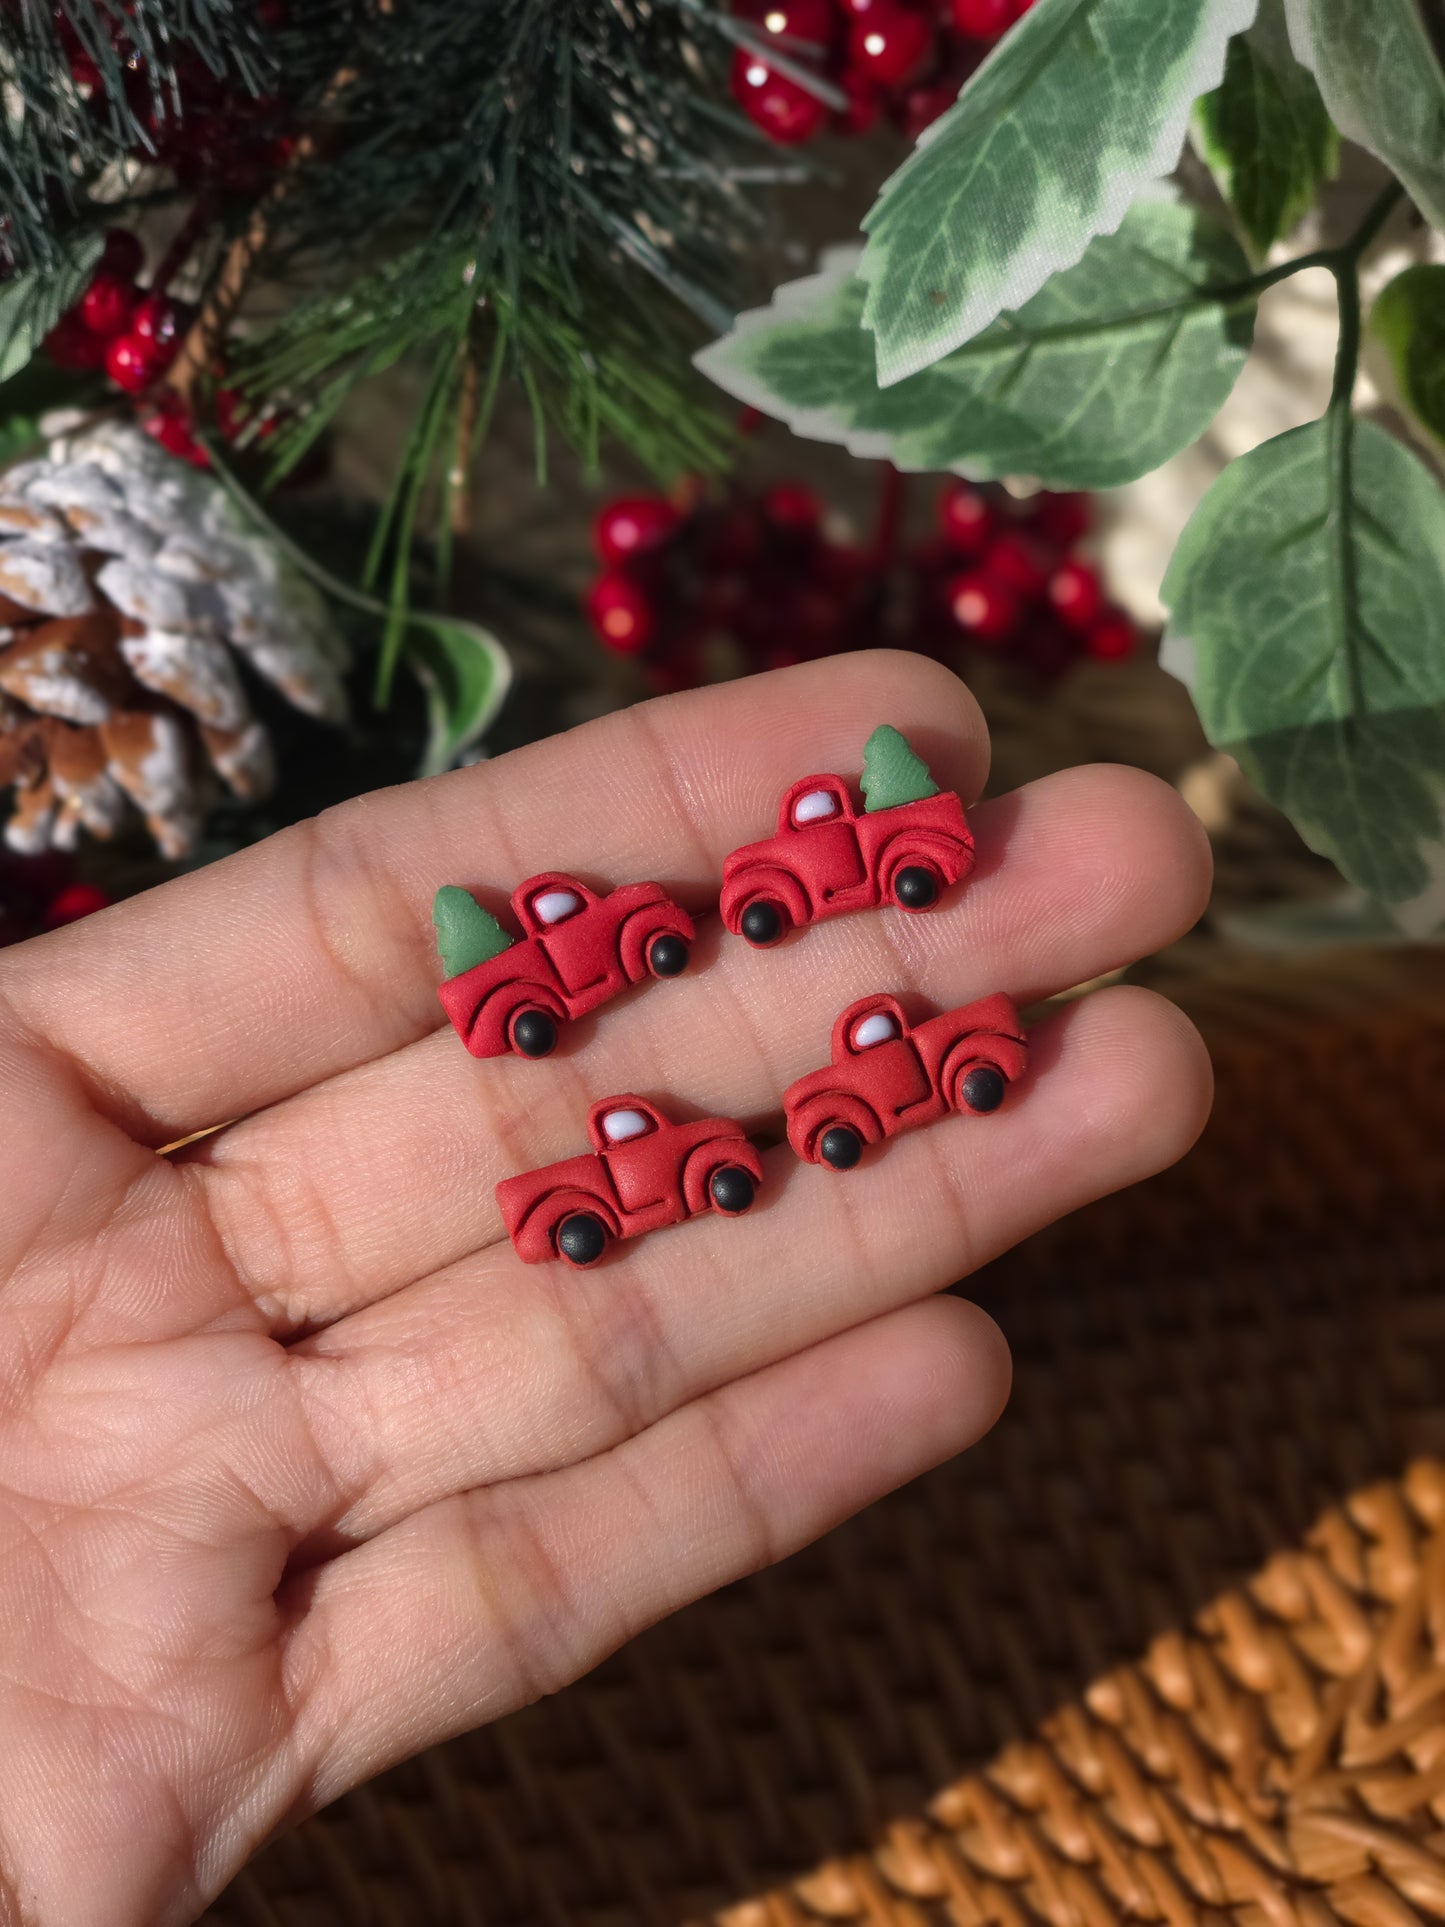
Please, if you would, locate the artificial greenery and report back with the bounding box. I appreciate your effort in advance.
[698,199,1257,490]
[699,0,1445,934]
[0,0,269,272]
[1193,2,1338,260]
[1,0,759,572]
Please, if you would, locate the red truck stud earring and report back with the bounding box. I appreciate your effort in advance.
[497,1095,763,1267]
[783,991,1028,1170]
[720,725,974,948]
[434,872,695,1059]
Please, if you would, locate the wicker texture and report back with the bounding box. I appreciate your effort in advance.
[206,953,1445,1927]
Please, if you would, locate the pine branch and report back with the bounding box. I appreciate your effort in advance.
[0,0,273,271]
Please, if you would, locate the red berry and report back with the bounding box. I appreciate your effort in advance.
[698,502,763,572]
[69,50,101,90]
[1085,611,1136,662]
[730,49,829,143]
[937,479,995,556]
[1028,489,1092,548]
[833,70,882,137]
[100,228,144,280]
[104,331,166,393]
[1047,558,1102,630]
[586,571,658,654]
[141,404,205,463]
[771,584,843,657]
[809,541,869,591]
[42,881,111,928]
[893,77,959,138]
[947,570,1019,645]
[761,481,821,539]
[982,529,1050,600]
[131,292,186,346]
[592,496,682,567]
[78,272,136,337]
[847,6,934,88]
[732,0,834,49]
[949,0,1014,37]
[43,313,107,371]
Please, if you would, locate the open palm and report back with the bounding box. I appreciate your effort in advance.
[0,653,1212,1926]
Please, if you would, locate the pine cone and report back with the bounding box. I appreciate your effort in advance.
[0,421,349,858]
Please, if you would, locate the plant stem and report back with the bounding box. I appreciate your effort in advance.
[1213,181,1407,314]
[1339,181,1407,267]
[1317,183,1402,726]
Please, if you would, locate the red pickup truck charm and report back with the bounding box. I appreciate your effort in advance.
[720,728,974,947]
[783,992,1028,1171]
[436,872,695,1060]
[497,1096,763,1268]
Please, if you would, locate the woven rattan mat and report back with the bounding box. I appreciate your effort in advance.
[207,950,1445,1927]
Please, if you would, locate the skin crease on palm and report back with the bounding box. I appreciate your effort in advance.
[0,652,1213,1927]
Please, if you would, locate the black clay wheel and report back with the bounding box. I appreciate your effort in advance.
[709,1165,756,1215]
[894,865,939,910]
[961,1065,1006,1114]
[819,1125,863,1171]
[556,1212,608,1267]
[648,933,690,978]
[511,1008,558,1059]
[739,899,786,947]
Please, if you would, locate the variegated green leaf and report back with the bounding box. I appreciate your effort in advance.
[407,614,513,778]
[1283,0,1445,231]
[696,199,1254,490]
[857,0,1258,386]
[1371,265,1445,449]
[1163,418,1445,934]
[1194,0,1338,258]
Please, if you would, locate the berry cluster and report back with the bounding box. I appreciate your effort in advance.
[917,480,1139,673]
[33,6,294,462]
[43,228,191,394]
[583,474,1137,689]
[43,229,273,467]
[586,484,873,688]
[730,0,1033,144]
[52,6,292,195]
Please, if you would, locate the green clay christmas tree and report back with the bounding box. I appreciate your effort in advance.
[432,886,514,980]
[860,725,940,814]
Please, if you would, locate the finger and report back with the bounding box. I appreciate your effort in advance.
[284,1291,1010,1803]
[288,988,1210,1548]
[0,653,988,1144]
[192,764,1211,1331]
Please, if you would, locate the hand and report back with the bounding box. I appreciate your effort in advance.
[0,654,1211,1927]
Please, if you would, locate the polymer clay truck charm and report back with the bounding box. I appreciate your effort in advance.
[720,724,973,947]
[497,1095,763,1268]
[433,873,694,1059]
[783,991,1028,1171]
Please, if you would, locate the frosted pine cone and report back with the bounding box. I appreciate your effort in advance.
[0,420,349,858]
